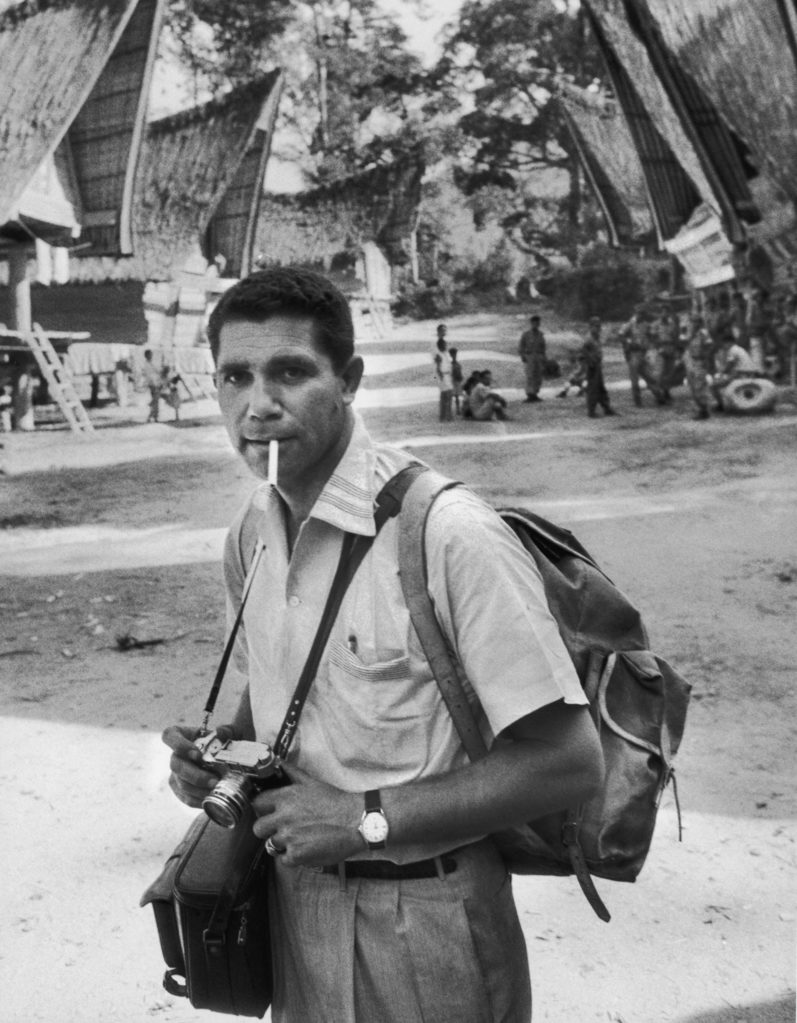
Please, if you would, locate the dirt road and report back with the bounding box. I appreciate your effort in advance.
[1,313,795,1022]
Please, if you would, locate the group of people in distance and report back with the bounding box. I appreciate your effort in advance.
[433,323,509,421]
[433,282,794,425]
[616,284,793,420]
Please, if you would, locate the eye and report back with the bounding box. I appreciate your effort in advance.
[278,364,310,384]
[218,369,252,387]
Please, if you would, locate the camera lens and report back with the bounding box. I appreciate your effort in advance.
[202,775,250,829]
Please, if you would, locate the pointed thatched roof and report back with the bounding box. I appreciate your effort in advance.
[0,0,163,250]
[642,0,797,208]
[131,71,283,281]
[255,151,425,272]
[558,82,654,244]
[584,3,701,244]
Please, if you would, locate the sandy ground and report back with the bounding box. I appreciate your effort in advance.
[1,312,795,1023]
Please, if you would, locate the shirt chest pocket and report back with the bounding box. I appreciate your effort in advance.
[320,641,439,771]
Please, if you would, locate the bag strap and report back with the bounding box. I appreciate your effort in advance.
[394,467,488,760]
[273,463,430,760]
[396,468,613,922]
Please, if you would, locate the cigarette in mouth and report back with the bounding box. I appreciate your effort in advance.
[268,440,279,486]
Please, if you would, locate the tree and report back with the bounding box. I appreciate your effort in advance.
[165,0,442,184]
[165,0,294,93]
[435,0,605,259]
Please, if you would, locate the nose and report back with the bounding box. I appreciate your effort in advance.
[248,376,282,420]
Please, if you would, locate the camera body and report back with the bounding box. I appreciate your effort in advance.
[194,731,283,829]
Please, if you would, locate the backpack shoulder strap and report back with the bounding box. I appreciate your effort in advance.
[396,467,488,761]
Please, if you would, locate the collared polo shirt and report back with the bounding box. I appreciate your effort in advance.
[223,414,586,861]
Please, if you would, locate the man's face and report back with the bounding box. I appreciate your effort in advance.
[215,315,362,488]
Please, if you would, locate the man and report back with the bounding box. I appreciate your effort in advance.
[469,368,510,420]
[618,309,661,407]
[579,317,617,418]
[652,309,684,405]
[746,287,772,372]
[163,267,603,1023]
[684,313,713,420]
[518,314,546,402]
[142,348,162,424]
[433,323,453,421]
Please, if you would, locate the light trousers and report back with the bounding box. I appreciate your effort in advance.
[269,839,532,1023]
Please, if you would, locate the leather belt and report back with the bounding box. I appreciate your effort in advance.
[321,855,457,880]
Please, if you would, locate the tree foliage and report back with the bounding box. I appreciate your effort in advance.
[434,0,605,257]
[165,0,444,184]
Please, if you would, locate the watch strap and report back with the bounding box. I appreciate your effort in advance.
[364,789,382,813]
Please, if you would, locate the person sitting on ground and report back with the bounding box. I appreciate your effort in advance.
[461,371,481,418]
[449,346,465,415]
[711,337,759,410]
[469,369,510,421]
[556,348,586,398]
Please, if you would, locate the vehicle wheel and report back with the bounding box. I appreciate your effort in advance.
[722,377,777,414]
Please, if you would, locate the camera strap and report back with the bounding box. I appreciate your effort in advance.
[273,463,426,761]
[201,463,427,749]
[200,542,266,730]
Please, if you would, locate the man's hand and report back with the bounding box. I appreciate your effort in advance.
[251,765,363,868]
[161,724,236,808]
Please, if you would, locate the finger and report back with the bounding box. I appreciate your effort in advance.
[169,749,219,788]
[161,724,203,758]
[252,814,280,840]
[168,772,206,809]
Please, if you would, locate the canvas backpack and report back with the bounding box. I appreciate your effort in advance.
[393,464,692,921]
[236,463,691,922]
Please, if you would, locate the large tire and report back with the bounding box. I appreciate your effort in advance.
[722,377,777,414]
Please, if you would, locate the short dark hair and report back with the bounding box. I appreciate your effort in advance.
[207,266,355,371]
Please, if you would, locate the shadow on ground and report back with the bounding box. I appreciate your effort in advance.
[678,993,795,1023]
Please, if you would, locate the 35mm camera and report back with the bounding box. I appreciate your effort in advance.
[194,731,283,829]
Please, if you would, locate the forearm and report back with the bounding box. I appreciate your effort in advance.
[382,724,601,852]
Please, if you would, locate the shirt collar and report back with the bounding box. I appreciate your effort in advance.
[250,412,377,538]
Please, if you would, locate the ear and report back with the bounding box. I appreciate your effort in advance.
[339,355,364,404]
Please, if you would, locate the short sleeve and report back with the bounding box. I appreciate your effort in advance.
[424,488,587,737]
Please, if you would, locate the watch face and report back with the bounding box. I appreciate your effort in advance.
[361,811,388,844]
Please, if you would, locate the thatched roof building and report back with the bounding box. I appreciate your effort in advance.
[642,0,797,209]
[131,71,283,281]
[581,0,797,289]
[255,151,425,273]
[0,0,164,254]
[558,82,654,245]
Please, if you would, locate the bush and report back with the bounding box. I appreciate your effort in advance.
[540,257,644,321]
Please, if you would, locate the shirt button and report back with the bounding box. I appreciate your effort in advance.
[288,595,301,607]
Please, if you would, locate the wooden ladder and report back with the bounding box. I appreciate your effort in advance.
[27,324,94,433]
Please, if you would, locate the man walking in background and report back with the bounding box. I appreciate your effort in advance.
[580,317,617,418]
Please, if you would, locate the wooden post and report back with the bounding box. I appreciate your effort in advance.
[8,244,35,430]
[9,244,31,332]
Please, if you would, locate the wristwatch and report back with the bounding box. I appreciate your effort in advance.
[357,789,389,850]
